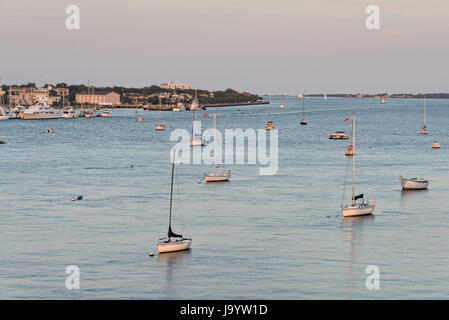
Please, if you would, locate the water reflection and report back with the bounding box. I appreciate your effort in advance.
[157,249,192,287]
[341,214,375,294]
[400,189,429,208]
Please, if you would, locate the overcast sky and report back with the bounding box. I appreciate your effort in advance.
[0,0,448,94]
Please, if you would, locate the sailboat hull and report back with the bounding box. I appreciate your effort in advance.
[157,239,192,253]
[342,204,375,217]
[191,138,205,146]
[205,172,230,182]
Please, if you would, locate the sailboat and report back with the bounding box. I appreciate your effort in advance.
[323,93,327,101]
[190,110,205,146]
[155,97,167,130]
[205,113,231,182]
[190,89,201,111]
[300,94,307,125]
[420,96,428,134]
[157,151,192,254]
[265,106,274,130]
[341,113,375,217]
[345,114,355,156]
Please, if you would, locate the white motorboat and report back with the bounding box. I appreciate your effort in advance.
[400,176,428,190]
[420,96,428,134]
[329,131,349,139]
[157,151,192,254]
[61,107,80,118]
[205,113,231,182]
[0,107,10,120]
[341,112,375,217]
[19,101,61,120]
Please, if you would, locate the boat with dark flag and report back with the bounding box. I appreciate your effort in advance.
[157,151,192,254]
[341,112,375,217]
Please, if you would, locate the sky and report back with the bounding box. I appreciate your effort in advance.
[0,0,448,94]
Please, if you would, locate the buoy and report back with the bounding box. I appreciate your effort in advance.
[130,165,134,168]
[71,197,76,201]
[280,104,284,109]
[149,252,155,257]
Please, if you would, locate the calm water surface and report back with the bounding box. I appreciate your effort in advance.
[1,97,448,299]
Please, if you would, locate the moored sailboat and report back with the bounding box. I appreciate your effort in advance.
[341,113,375,217]
[157,152,192,254]
[205,113,230,182]
[400,176,429,190]
[300,94,307,125]
[420,96,428,134]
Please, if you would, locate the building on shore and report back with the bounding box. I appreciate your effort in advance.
[8,85,66,106]
[160,81,192,90]
[76,90,121,106]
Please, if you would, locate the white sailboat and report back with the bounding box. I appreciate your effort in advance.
[300,94,307,125]
[323,93,327,101]
[400,176,428,190]
[265,106,274,130]
[205,113,230,182]
[420,96,428,134]
[341,113,375,217]
[345,114,354,156]
[155,97,167,130]
[190,110,205,146]
[157,152,192,254]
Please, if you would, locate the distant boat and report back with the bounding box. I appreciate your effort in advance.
[157,151,192,254]
[432,141,440,149]
[61,107,80,118]
[300,94,307,125]
[190,110,204,146]
[380,98,386,104]
[137,115,143,122]
[203,113,209,117]
[329,131,349,140]
[190,89,201,111]
[345,114,355,156]
[400,175,428,190]
[323,93,327,101]
[420,96,428,134]
[341,113,375,217]
[155,97,167,130]
[265,106,274,130]
[0,107,10,120]
[205,113,231,182]
[99,109,112,117]
[280,104,284,109]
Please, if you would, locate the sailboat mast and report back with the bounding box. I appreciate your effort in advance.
[423,96,427,127]
[352,113,356,204]
[302,95,305,121]
[213,112,216,173]
[168,152,175,236]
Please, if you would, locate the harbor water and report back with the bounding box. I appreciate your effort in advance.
[1,97,448,299]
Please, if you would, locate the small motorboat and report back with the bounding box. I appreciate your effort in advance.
[265,120,274,130]
[280,104,284,109]
[155,122,167,130]
[400,175,428,190]
[203,113,209,117]
[99,109,113,117]
[432,141,440,149]
[380,98,386,104]
[329,131,349,139]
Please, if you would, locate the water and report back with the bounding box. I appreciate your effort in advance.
[1,98,448,299]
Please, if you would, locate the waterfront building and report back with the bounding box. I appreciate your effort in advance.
[76,91,121,106]
[160,81,192,90]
